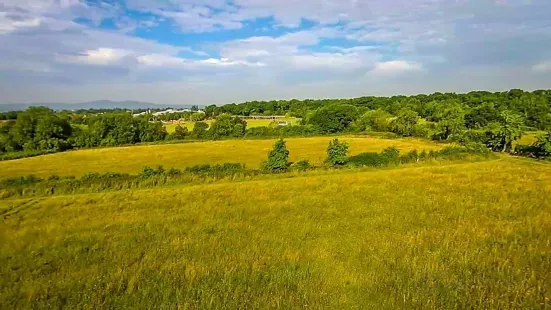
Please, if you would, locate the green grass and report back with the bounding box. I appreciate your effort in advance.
[517,131,546,146]
[1,157,550,308]
[0,136,442,178]
[165,117,300,132]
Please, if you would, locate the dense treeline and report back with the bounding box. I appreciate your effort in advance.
[0,109,247,155]
[205,89,551,130]
[1,89,551,160]
[0,111,18,120]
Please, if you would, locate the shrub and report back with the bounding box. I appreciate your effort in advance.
[140,166,166,178]
[185,163,246,176]
[326,139,349,167]
[167,168,182,176]
[348,152,383,167]
[380,147,401,165]
[401,150,419,163]
[291,160,312,171]
[264,139,290,172]
[532,131,551,159]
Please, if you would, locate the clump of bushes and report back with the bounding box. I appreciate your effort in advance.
[185,163,246,176]
[348,147,401,168]
[515,131,551,160]
[291,160,312,171]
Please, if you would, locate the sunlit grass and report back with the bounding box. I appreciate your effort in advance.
[517,131,546,146]
[1,157,550,308]
[0,136,442,178]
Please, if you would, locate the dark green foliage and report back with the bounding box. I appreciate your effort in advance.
[264,139,290,172]
[185,163,246,176]
[380,147,401,165]
[434,104,466,140]
[352,109,392,132]
[208,114,247,139]
[484,111,525,152]
[307,104,359,133]
[139,122,168,142]
[391,108,419,136]
[347,152,384,167]
[140,166,166,178]
[192,122,209,139]
[412,124,433,139]
[245,125,318,138]
[401,150,420,163]
[169,125,189,140]
[326,139,349,167]
[291,160,312,171]
[516,131,551,159]
[532,131,551,158]
[0,107,72,153]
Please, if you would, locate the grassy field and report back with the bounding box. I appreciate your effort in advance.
[165,117,300,132]
[1,157,550,308]
[0,136,442,178]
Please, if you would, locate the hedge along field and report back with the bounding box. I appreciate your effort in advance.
[164,117,300,132]
[0,136,442,178]
[1,158,550,309]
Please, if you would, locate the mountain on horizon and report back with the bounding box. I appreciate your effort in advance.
[0,100,191,112]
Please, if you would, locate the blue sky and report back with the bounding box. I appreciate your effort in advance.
[1,0,551,106]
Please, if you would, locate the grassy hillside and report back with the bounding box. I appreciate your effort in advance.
[1,157,550,308]
[0,136,442,178]
[165,117,300,132]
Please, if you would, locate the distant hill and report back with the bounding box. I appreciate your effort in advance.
[0,100,189,112]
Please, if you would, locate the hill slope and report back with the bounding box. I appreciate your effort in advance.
[1,158,550,308]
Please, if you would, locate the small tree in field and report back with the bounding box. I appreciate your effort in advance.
[173,125,188,140]
[326,138,349,167]
[264,139,290,172]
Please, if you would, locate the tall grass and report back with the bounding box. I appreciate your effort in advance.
[1,158,550,308]
[0,136,443,178]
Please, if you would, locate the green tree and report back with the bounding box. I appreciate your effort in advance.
[326,139,349,166]
[192,121,209,139]
[308,104,359,133]
[435,104,465,140]
[353,109,392,132]
[485,110,525,152]
[264,139,290,172]
[172,125,189,140]
[391,108,419,136]
[190,112,206,122]
[209,114,247,139]
[139,121,167,142]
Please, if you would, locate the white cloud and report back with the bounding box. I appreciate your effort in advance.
[137,54,264,68]
[533,60,551,72]
[68,48,133,65]
[369,60,423,76]
[1,0,551,105]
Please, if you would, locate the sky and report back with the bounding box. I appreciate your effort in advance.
[0,0,550,106]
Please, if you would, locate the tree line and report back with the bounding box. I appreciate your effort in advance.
[1,89,551,160]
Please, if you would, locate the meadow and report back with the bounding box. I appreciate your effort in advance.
[0,136,442,178]
[164,117,300,132]
[1,157,550,308]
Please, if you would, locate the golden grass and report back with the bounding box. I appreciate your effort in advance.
[0,136,442,178]
[165,118,300,132]
[1,157,550,308]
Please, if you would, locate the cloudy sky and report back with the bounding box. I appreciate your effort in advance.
[1,0,550,105]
